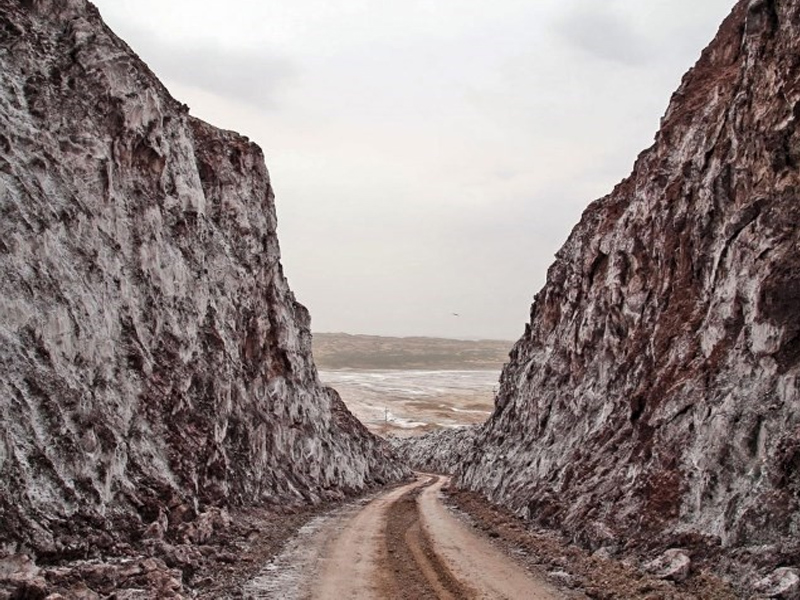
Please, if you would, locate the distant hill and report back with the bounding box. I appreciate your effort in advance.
[312,333,513,370]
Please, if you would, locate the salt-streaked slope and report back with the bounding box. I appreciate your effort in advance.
[0,0,407,558]
[456,0,799,588]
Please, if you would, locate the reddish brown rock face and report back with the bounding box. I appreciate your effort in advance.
[0,0,407,559]
[456,0,800,586]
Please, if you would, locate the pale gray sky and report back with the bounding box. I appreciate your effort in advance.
[92,0,735,340]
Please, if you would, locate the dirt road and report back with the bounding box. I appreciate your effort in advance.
[244,473,561,599]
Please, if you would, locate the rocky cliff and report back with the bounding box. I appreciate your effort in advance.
[456,0,799,589]
[0,0,407,569]
[389,427,479,474]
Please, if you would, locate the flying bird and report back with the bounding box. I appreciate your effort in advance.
[452,313,460,317]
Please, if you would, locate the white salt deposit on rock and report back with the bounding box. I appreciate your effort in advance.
[644,549,692,583]
[452,0,800,592]
[0,0,408,563]
[755,567,800,600]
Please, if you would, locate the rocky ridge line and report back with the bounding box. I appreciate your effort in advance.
[452,0,800,594]
[0,0,408,585]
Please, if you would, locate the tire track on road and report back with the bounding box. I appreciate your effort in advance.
[248,473,560,599]
[379,475,474,599]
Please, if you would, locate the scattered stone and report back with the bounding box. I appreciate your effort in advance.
[754,568,800,599]
[644,549,692,582]
[63,583,100,600]
[189,508,232,544]
[548,570,578,587]
[592,547,614,561]
[582,521,619,552]
[142,521,166,541]
[0,554,40,582]
[446,486,738,599]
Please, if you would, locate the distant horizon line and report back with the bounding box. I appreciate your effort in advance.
[312,331,516,343]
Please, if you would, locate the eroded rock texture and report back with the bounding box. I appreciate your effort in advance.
[0,0,407,564]
[389,427,478,474]
[456,0,800,587]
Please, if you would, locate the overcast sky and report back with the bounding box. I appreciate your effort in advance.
[92,0,735,341]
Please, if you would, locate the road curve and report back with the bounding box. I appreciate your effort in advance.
[416,475,559,599]
[245,473,560,599]
[313,476,431,599]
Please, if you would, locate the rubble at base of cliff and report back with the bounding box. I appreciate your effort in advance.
[398,430,797,598]
[0,501,336,599]
[447,0,800,594]
[443,486,744,600]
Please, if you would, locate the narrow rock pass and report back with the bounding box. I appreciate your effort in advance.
[244,473,562,599]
